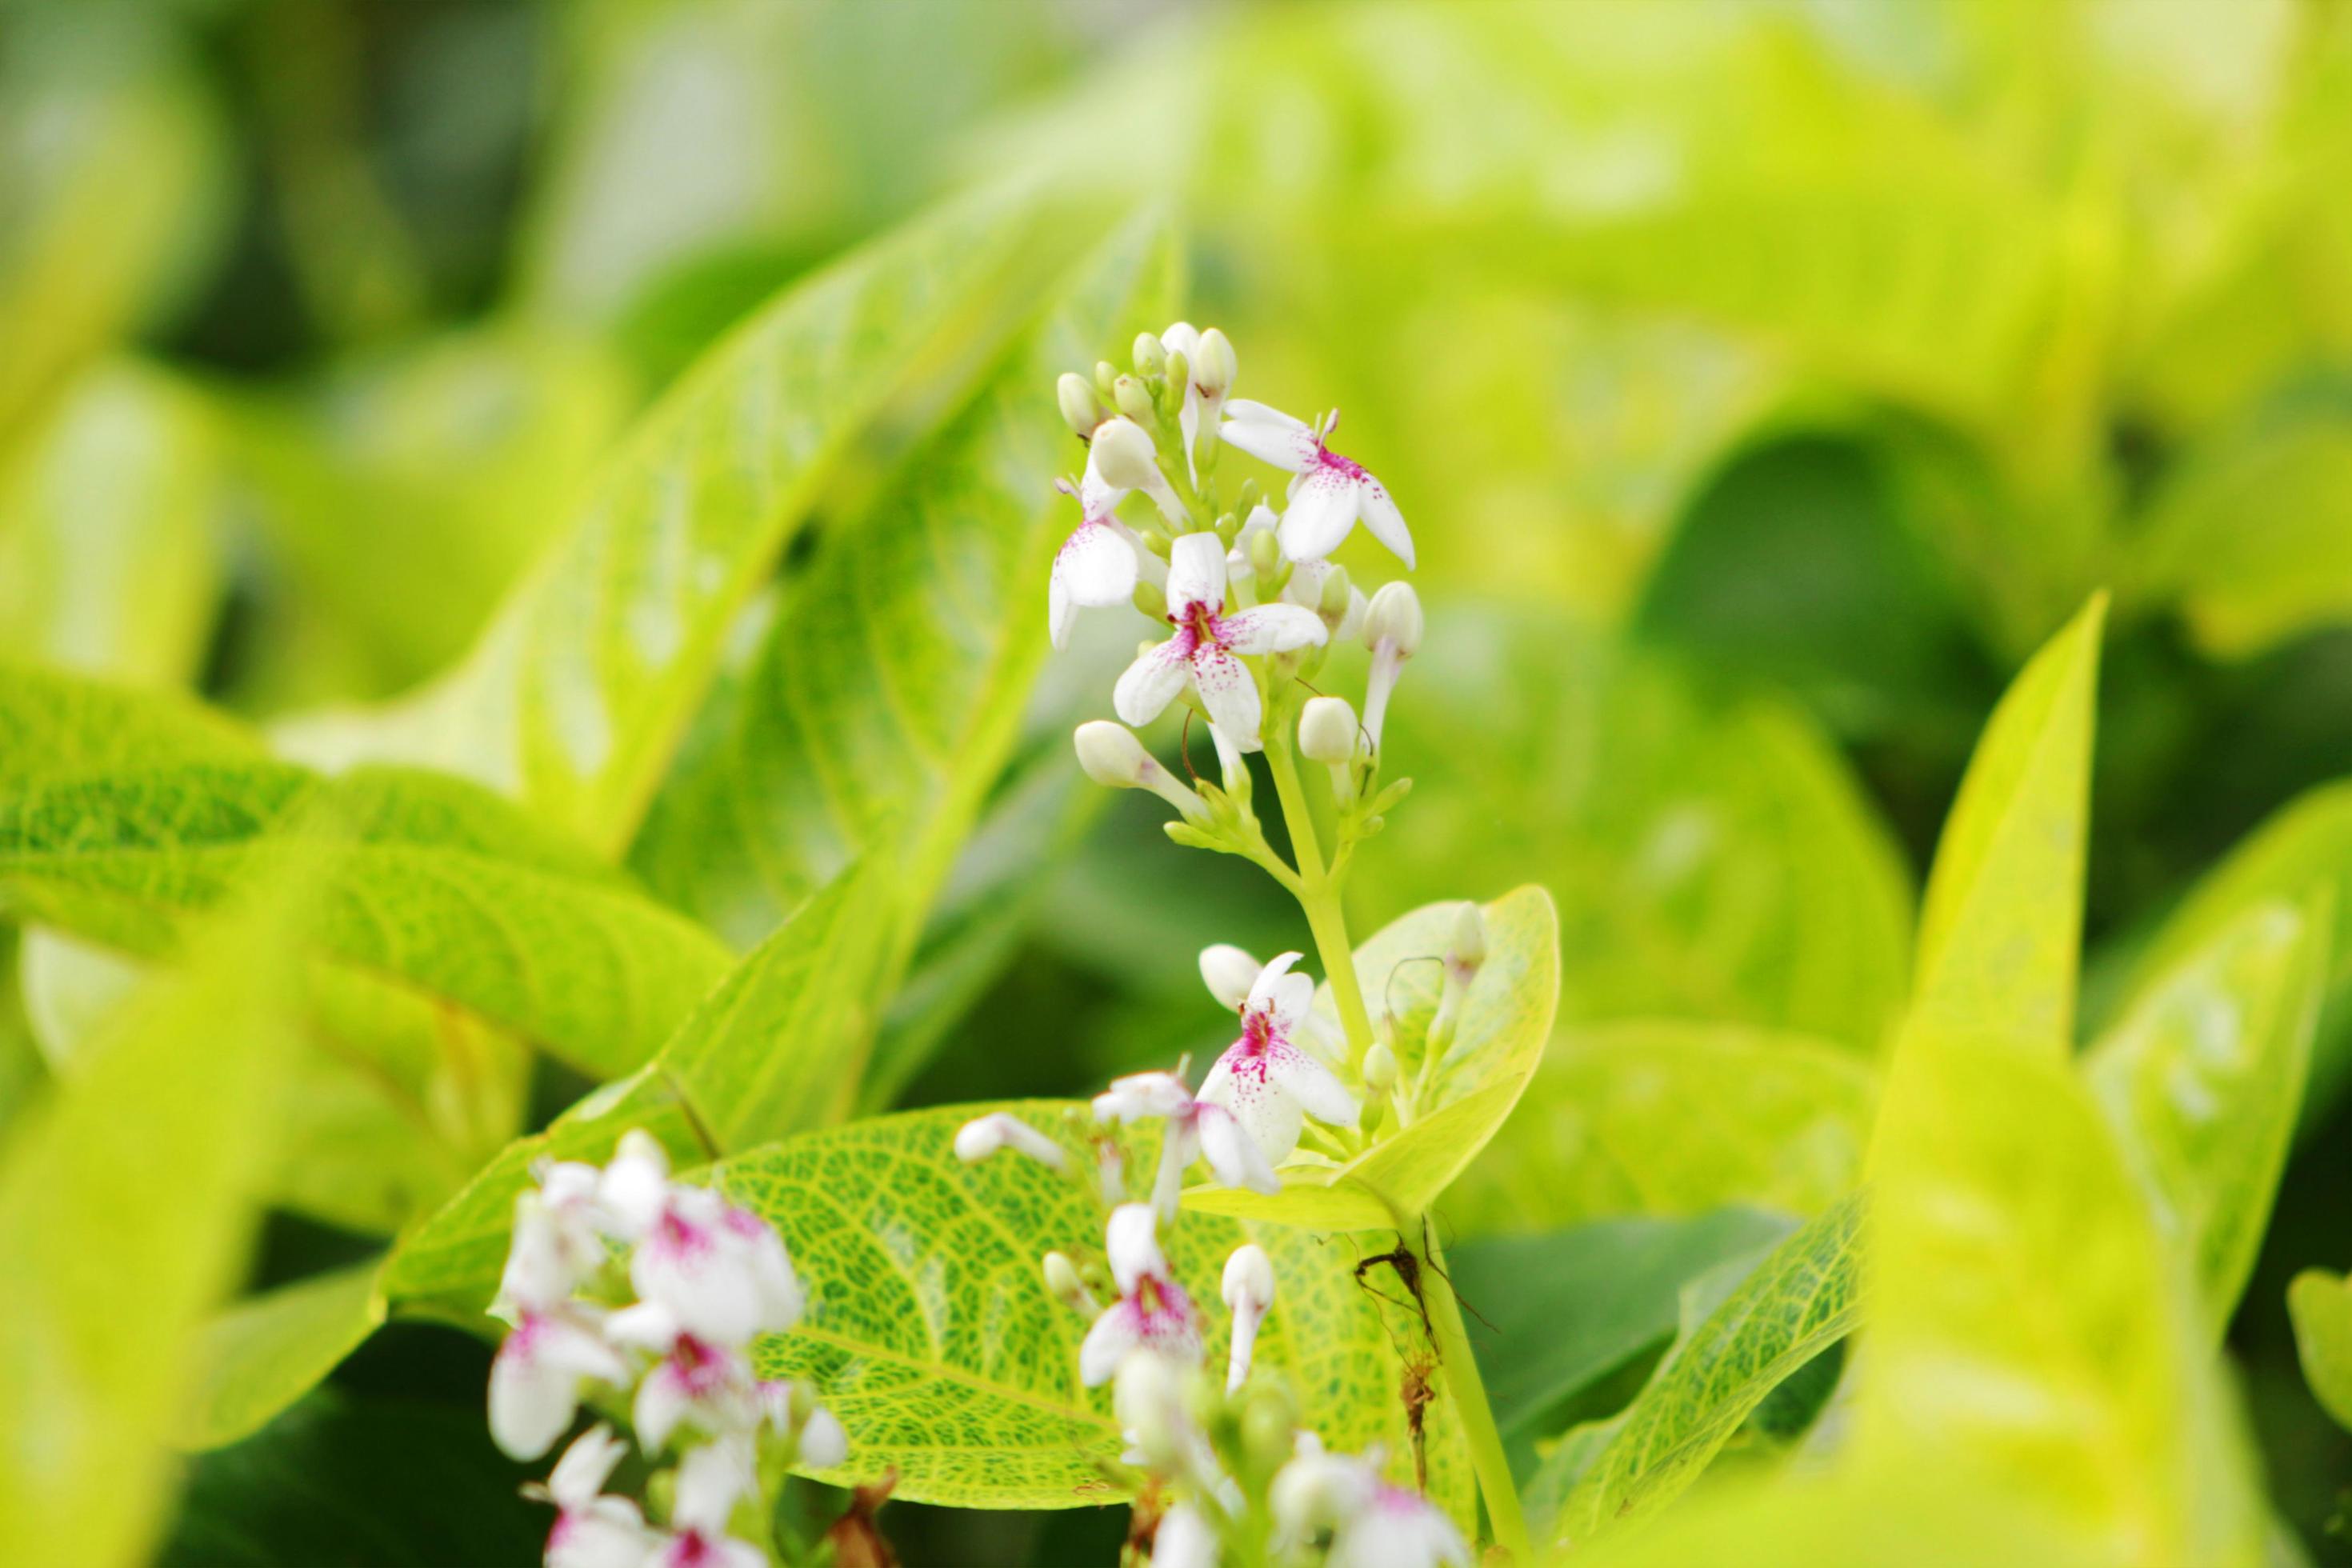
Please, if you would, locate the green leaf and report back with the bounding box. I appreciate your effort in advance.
[2286,1270,2352,1432]
[1554,1194,1865,1546]
[1182,886,1561,1230]
[1862,1031,2265,1566]
[0,359,223,686]
[1357,615,1912,1052]
[1442,1021,1878,1236]
[1909,593,2106,1054]
[300,182,1091,854]
[176,1261,386,1450]
[0,658,255,786]
[633,210,1180,951]
[2087,893,2329,1335]
[0,898,299,1568]
[716,1101,1474,1518]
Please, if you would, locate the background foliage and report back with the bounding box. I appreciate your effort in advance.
[6,0,2352,1562]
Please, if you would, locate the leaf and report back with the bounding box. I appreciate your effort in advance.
[1908,592,2106,1054]
[2087,893,2329,1335]
[1862,1031,2266,1566]
[2286,1270,2352,1432]
[1442,1021,1879,1237]
[1182,886,1562,1230]
[1447,1208,1794,1447]
[176,1261,386,1450]
[0,358,224,686]
[298,181,1091,854]
[157,1390,549,1568]
[1554,1194,1865,1546]
[632,210,1180,952]
[715,1101,1474,1516]
[0,658,256,786]
[0,898,299,1568]
[1357,614,1911,1051]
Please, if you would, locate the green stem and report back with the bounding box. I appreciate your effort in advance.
[1265,733,1378,1070]
[1408,1211,1530,1561]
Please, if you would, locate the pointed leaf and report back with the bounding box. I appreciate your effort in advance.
[175,1261,386,1451]
[2286,1270,2352,1432]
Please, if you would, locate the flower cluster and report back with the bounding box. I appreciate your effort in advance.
[488,1132,846,1568]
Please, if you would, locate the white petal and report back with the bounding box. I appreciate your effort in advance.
[1189,646,1262,750]
[1113,639,1190,728]
[672,1434,755,1535]
[490,1314,622,1461]
[1078,448,1130,518]
[548,1506,655,1568]
[1219,602,1328,656]
[547,1423,630,1510]
[1267,1042,1358,1127]
[634,1363,690,1451]
[599,1134,671,1242]
[1219,401,1317,473]
[1158,321,1202,361]
[1246,952,1306,1016]
[633,1192,761,1346]
[1278,466,1359,561]
[499,1196,577,1313]
[1156,1502,1218,1568]
[1199,945,1261,1010]
[1094,1070,1195,1123]
[1356,474,1416,569]
[603,1300,682,1352]
[1080,1301,1145,1386]
[798,1406,850,1470]
[1150,1118,1201,1220]
[728,1210,805,1333]
[1198,1104,1279,1194]
[1166,531,1229,614]
[1198,1051,1305,1166]
[1105,1202,1166,1296]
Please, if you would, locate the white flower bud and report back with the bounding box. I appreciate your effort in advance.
[1114,1348,1187,1472]
[1154,1502,1217,1568]
[1194,328,1236,398]
[1058,372,1103,438]
[1113,376,1156,426]
[1043,1250,1097,1314]
[1223,1243,1274,1314]
[1199,944,1261,1011]
[1362,1039,1398,1092]
[1090,417,1164,492]
[1362,581,1424,656]
[1132,333,1166,377]
[953,1112,1067,1170]
[798,1406,849,1470]
[1075,720,1153,788]
[1298,697,1358,765]
[1448,901,1487,973]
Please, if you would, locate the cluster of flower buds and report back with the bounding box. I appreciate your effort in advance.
[488,1132,846,1568]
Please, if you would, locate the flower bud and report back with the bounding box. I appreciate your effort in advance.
[1199,944,1260,1011]
[1194,328,1236,398]
[1318,565,1354,620]
[1058,372,1102,438]
[1222,1243,1277,1392]
[1132,333,1166,377]
[1114,1350,1188,1473]
[1248,523,1283,585]
[1090,417,1162,491]
[1160,351,1190,418]
[1094,360,1118,398]
[953,1112,1067,1170]
[1298,697,1358,765]
[1362,1039,1398,1092]
[1241,1382,1298,1474]
[798,1406,849,1470]
[1075,720,1153,788]
[1043,1250,1095,1313]
[1362,581,1424,655]
[1113,375,1156,426]
[1448,901,1487,971]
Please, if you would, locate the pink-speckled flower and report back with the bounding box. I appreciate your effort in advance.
[488,1304,628,1462]
[1048,473,1153,650]
[536,1424,657,1568]
[1078,1204,1204,1386]
[1219,402,1414,569]
[1113,533,1326,750]
[1093,1066,1276,1218]
[649,1438,766,1568]
[606,1301,762,1450]
[629,1183,802,1348]
[498,1161,610,1313]
[1197,952,1356,1166]
[1272,1436,1469,1568]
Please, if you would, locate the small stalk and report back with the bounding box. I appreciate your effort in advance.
[1404,1210,1529,1562]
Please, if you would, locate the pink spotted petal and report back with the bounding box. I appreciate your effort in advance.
[1165,531,1229,616]
[1219,400,1318,473]
[1079,1300,1146,1386]
[1357,474,1416,569]
[1188,645,1262,750]
[1113,638,1190,727]
[1049,518,1139,649]
[1198,1103,1280,1194]
[1266,1040,1358,1128]
[1219,602,1327,656]
[1277,466,1359,562]
[1198,1050,1306,1165]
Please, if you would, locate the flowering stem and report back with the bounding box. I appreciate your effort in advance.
[1406,1210,1529,1562]
[1264,730,1378,1071]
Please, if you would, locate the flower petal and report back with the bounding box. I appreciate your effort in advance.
[1094,1070,1196,1123]
[1150,1117,1202,1219]
[1220,602,1328,656]
[548,1423,630,1510]
[1049,519,1138,649]
[1278,466,1360,561]
[1189,645,1262,750]
[1198,1104,1280,1194]
[1106,1202,1167,1295]
[1080,1300,1146,1386]
[633,1190,761,1346]
[1198,1050,1306,1165]
[1219,401,1317,472]
[1266,1041,1358,1127]
[1166,531,1228,614]
[799,1406,850,1470]
[1112,639,1189,727]
[1356,473,1416,569]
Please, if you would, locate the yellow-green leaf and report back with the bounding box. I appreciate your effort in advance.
[2286,1270,2352,1432]
[175,1261,386,1451]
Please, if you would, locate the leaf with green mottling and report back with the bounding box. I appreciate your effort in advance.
[2089,894,2328,1335]
[1182,886,1560,1230]
[0,898,298,1568]
[714,1100,1474,1517]
[0,660,256,786]
[1443,1022,1878,1237]
[177,1261,386,1450]
[297,182,1094,854]
[1907,593,2105,1053]
[2287,1270,2352,1431]
[1554,1194,1864,1546]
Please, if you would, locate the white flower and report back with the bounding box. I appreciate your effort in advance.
[1219,402,1414,568]
[953,1110,1070,1170]
[629,1184,802,1348]
[1154,1500,1220,1568]
[606,1302,762,1450]
[489,1304,629,1461]
[1221,1244,1275,1393]
[1114,534,1326,750]
[538,1424,658,1568]
[499,1164,608,1314]
[1079,1204,1204,1386]
[1272,1438,1468,1568]
[1094,1067,1277,1217]
[650,1437,766,1568]
[1048,476,1149,650]
[1198,954,1358,1166]
[598,1130,674,1242]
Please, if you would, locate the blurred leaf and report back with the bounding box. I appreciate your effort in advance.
[177,1260,386,1450]
[157,1390,546,1568]
[1182,886,1560,1230]
[0,896,298,1568]
[1909,593,2106,1053]
[631,210,1177,954]
[2088,893,2328,1335]
[1863,1032,2265,1565]
[0,658,256,783]
[2286,1270,2352,1432]
[717,1100,1474,1517]
[1442,1022,1878,1237]
[293,182,1088,854]
[0,358,223,686]
[1554,1194,1865,1546]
